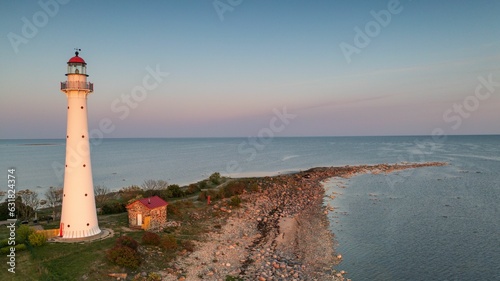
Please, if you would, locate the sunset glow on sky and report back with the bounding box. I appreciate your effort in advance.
[1,0,499,139]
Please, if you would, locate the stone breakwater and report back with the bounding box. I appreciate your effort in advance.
[164,162,446,281]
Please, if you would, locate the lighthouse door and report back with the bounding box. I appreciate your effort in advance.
[137,214,142,226]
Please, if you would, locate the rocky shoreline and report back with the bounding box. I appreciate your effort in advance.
[163,162,446,281]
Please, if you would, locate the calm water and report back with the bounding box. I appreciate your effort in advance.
[323,135,500,280]
[1,136,499,280]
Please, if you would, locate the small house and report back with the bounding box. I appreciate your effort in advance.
[126,196,168,231]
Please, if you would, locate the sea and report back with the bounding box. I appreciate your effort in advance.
[1,136,499,280]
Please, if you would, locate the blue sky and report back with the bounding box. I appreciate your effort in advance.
[1,0,499,138]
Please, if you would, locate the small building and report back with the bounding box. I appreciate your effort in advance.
[126,196,168,232]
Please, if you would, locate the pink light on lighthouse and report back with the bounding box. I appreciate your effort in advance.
[59,49,101,238]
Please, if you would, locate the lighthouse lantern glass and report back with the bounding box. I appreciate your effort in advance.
[67,63,86,75]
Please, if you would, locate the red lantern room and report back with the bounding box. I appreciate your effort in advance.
[66,49,88,76]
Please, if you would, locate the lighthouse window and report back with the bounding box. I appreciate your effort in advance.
[85,193,87,196]
[83,164,86,167]
[87,223,89,226]
[82,135,85,138]
[81,106,84,109]
[75,69,79,74]
[67,225,70,228]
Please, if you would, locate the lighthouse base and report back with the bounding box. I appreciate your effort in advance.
[50,228,113,243]
[60,226,101,239]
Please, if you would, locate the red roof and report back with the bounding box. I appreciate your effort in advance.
[127,196,168,209]
[68,56,86,64]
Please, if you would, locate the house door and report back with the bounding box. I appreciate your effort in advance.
[137,214,142,226]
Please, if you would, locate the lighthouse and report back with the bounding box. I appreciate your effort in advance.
[59,49,101,238]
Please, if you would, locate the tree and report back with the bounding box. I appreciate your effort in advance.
[209,172,222,185]
[45,186,62,219]
[17,190,40,221]
[94,185,110,207]
[167,184,184,198]
[141,179,168,191]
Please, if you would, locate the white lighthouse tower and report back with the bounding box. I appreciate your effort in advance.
[59,49,101,238]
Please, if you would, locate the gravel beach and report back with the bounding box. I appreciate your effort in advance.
[160,162,446,281]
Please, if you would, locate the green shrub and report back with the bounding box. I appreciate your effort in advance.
[17,243,27,251]
[199,180,208,189]
[142,189,163,199]
[167,184,184,198]
[106,245,141,269]
[249,182,260,192]
[229,195,241,207]
[186,184,200,195]
[161,234,177,250]
[101,202,126,214]
[209,172,221,185]
[0,238,9,248]
[28,232,47,247]
[142,232,161,246]
[116,235,139,251]
[16,225,35,243]
[0,244,27,254]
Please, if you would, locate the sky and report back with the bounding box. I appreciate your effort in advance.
[1,0,499,139]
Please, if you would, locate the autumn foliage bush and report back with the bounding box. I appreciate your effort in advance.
[220,181,246,198]
[106,245,141,269]
[161,234,178,250]
[142,232,161,246]
[115,235,139,251]
[107,235,141,269]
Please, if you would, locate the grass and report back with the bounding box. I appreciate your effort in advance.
[0,216,121,281]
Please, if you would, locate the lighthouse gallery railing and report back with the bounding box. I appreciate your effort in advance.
[60,81,94,91]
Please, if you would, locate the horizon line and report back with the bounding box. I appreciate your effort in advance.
[2,133,500,141]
